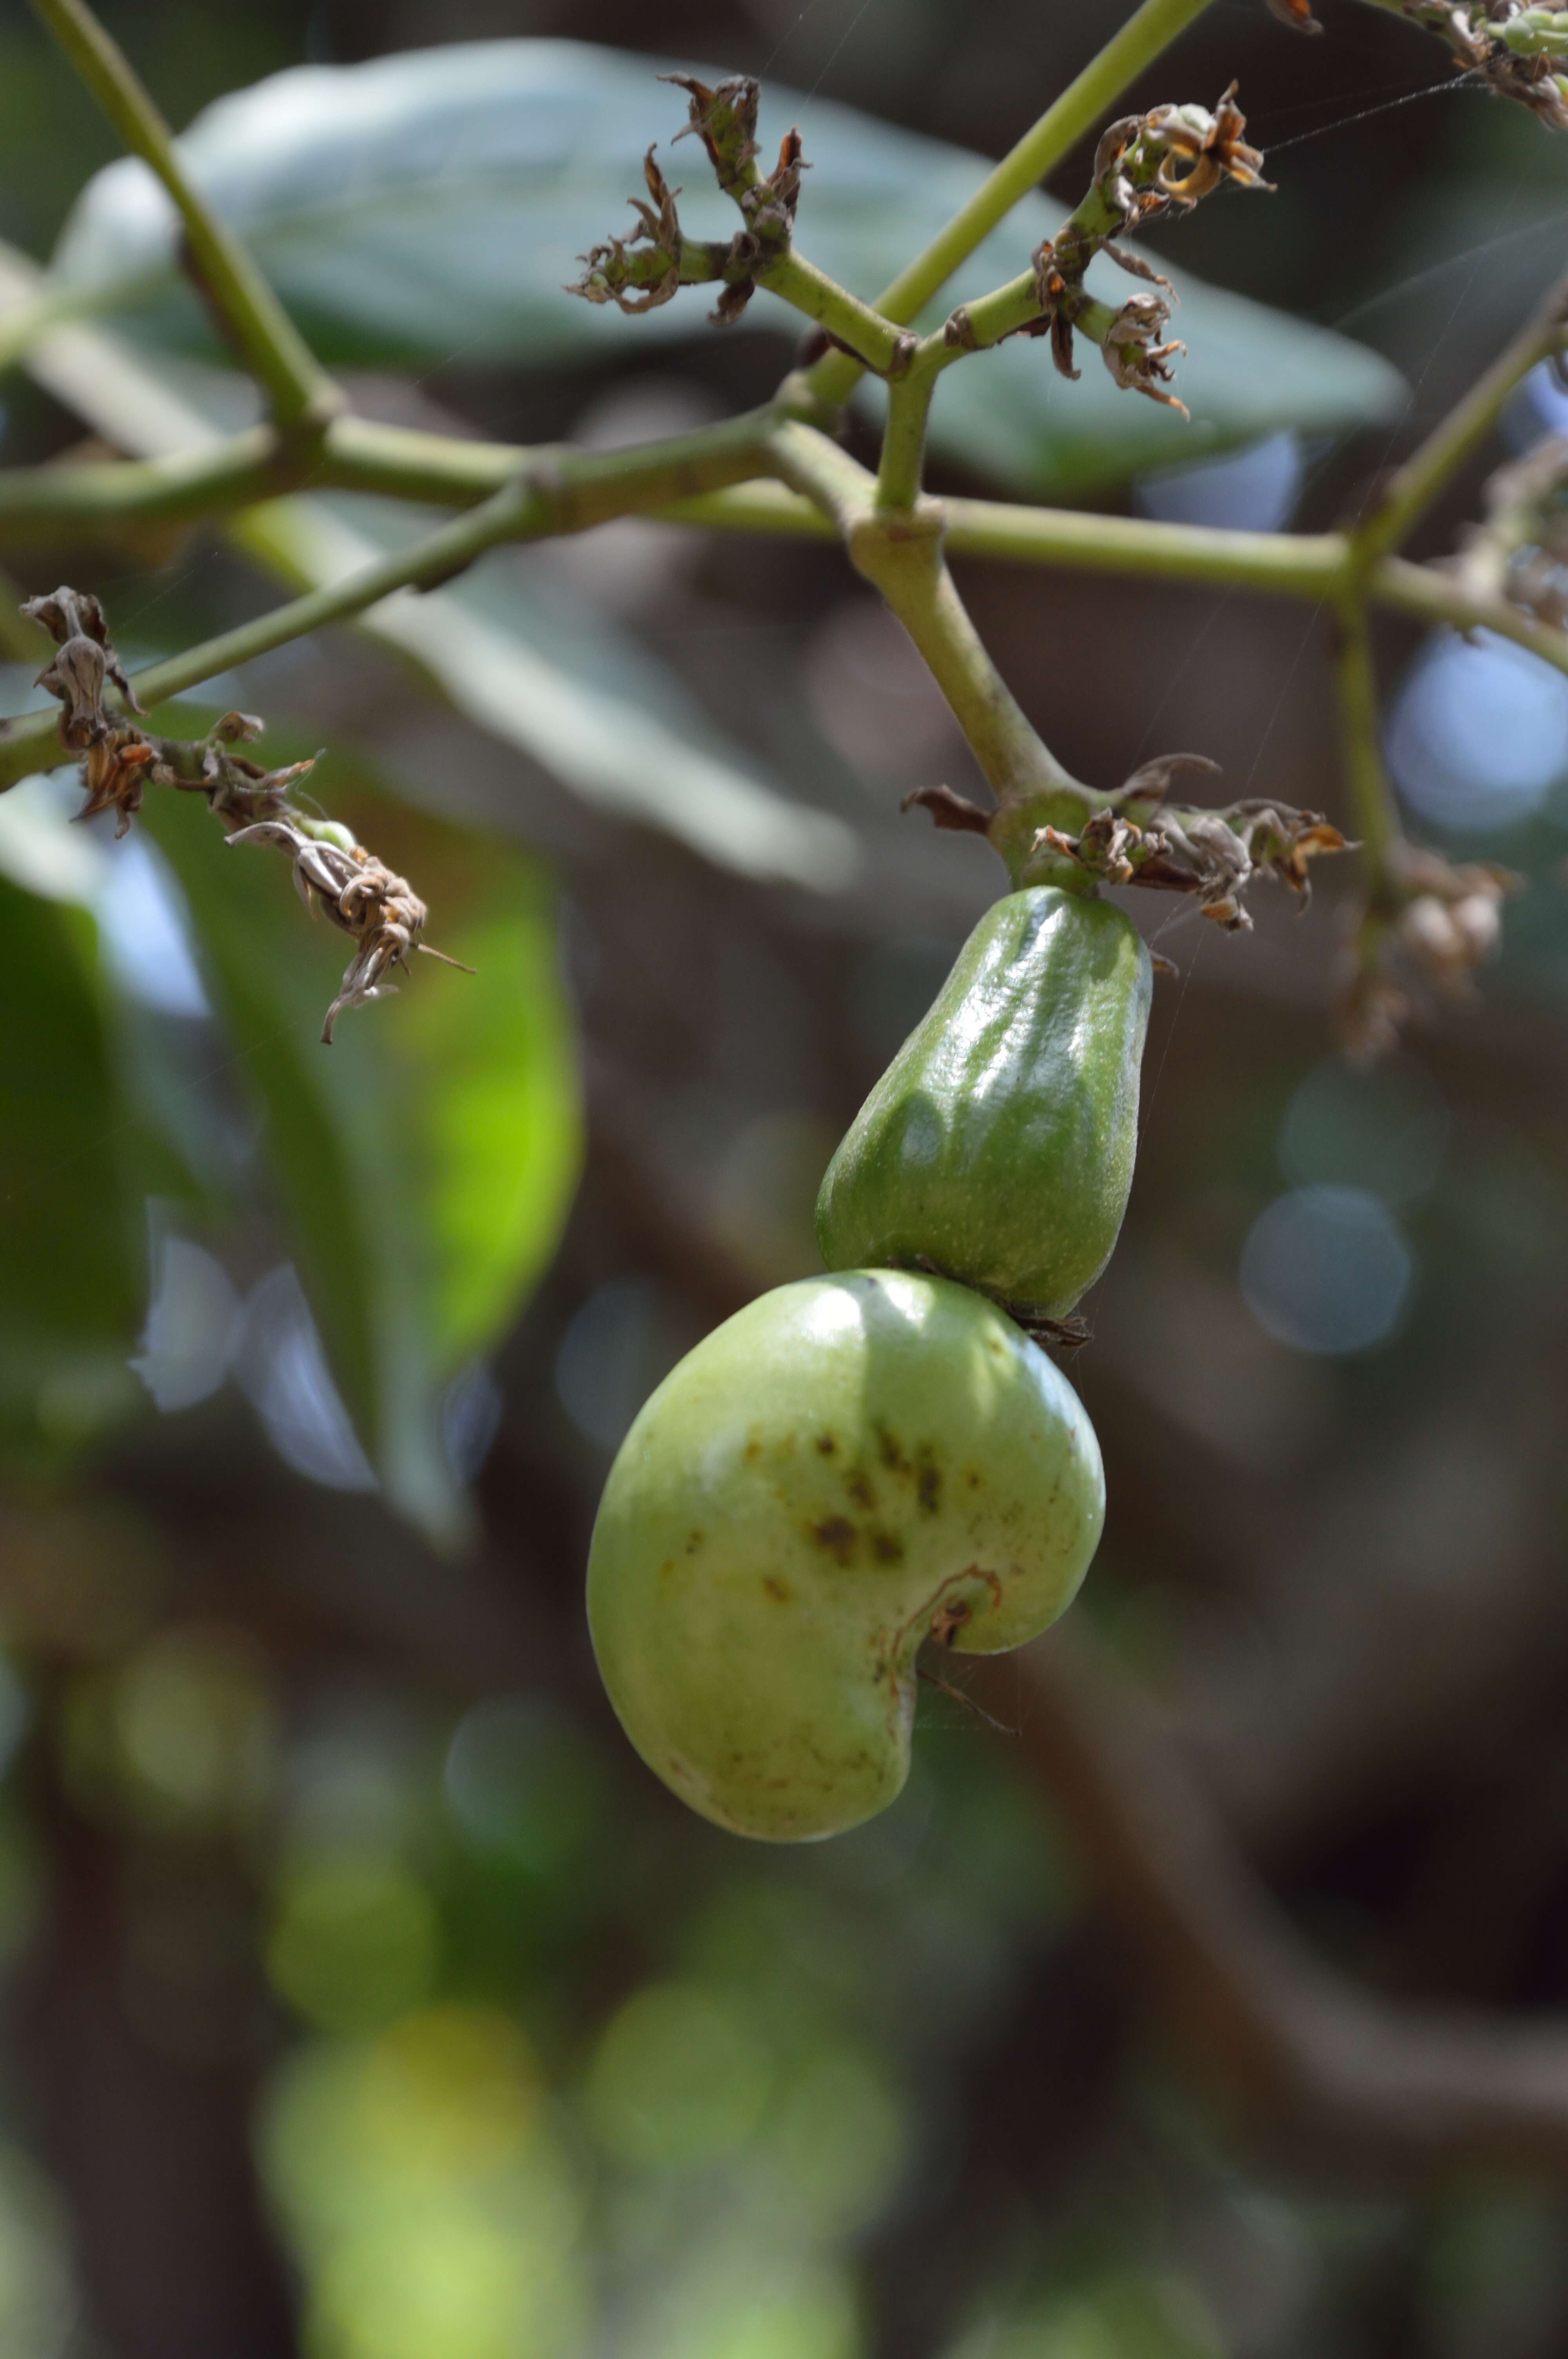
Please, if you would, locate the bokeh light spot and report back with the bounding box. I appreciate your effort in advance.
[1240,1187,1412,1356]
[267,1857,440,2032]
[1386,630,1568,832]
[586,1981,775,2168]
[262,2008,585,2359]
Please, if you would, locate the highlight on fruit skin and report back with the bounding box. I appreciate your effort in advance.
[816,887,1152,1323]
[586,1269,1105,1843]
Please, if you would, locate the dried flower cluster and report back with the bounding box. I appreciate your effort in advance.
[903,753,1349,931]
[1017,85,1270,413]
[22,587,466,1046]
[1449,423,1568,629]
[226,817,471,1045]
[1398,2,1568,131]
[1340,845,1518,1060]
[1034,754,1347,928]
[568,76,805,326]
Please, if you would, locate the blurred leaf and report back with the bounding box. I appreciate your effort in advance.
[0,236,857,892]
[0,874,144,1470]
[235,496,859,891]
[140,762,582,1542]
[45,40,1404,495]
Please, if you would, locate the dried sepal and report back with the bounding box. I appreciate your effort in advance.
[660,72,761,195]
[1265,0,1323,31]
[1115,751,1222,807]
[1027,241,1082,379]
[900,784,995,836]
[78,727,156,836]
[741,126,806,240]
[225,816,472,1046]
[567,148,685,315]
[1102,294,1189,413]
[1103,242,1175,291]
[25,583,143,749]
[1144,84,1273,205]
[1034,771,1348,927]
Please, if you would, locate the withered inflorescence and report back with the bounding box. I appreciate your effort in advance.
[22,587,469,1047]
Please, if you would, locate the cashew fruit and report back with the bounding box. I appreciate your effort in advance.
[816,888,1152,1321]
[586,1269,1103,1842]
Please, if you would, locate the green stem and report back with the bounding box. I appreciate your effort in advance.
[851,516,1083,816]
[757,251,908,375]
[795,0,1216,413]
[0,408,788,792]
[1370,553,1568,682]
[661,482,1354,596]
[876,373,937,509]
[1332,599,1397,885]
[0,408,785,540]
[767,417,1085,838]
[1354,265,1568,567]
[27,0,341,431]
[0,424,287,537]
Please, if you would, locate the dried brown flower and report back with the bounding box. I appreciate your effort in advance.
[25,583,142,751]
[225,817,471,1045]
[567,148,685,316]
[1102,293,1189,413]
[1144,84,1273,206]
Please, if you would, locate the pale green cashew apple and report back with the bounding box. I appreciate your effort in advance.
[587,1268,1104,1841]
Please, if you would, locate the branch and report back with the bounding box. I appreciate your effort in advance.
[1349,0,1568,130]
[868,84,1270,506]
[769,418,1088,829]
[1331,599,1397,881]
[0,407,788,792]
[27,0,341,431]
[1356,263,1568,566]
[988,1624,1568,2183]
[663,482,1353,592]
[795,0,1220,413]
[1371,551,1568,679]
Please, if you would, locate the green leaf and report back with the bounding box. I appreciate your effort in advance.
[234,494,860,891]
[0,872,145,1471]
[139,759,583,1543]
[46,40,1405,495]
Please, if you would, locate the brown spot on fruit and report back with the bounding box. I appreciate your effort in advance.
[743,1435,762,1464]
[685,1528,705,1554]
[763,1575,792,1602]
[915,1447,942,1516]
[808,1516,858,1564]
[875,1425,909,1474]
[869,1528,905,1564]
[846,1469,877,1511]
[815,1433,838,1456]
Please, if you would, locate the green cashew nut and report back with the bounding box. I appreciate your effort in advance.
[587,1269,1104,1842]
[816,889,1152,1322]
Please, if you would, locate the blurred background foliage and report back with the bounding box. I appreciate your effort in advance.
[0,0,1567,2355]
